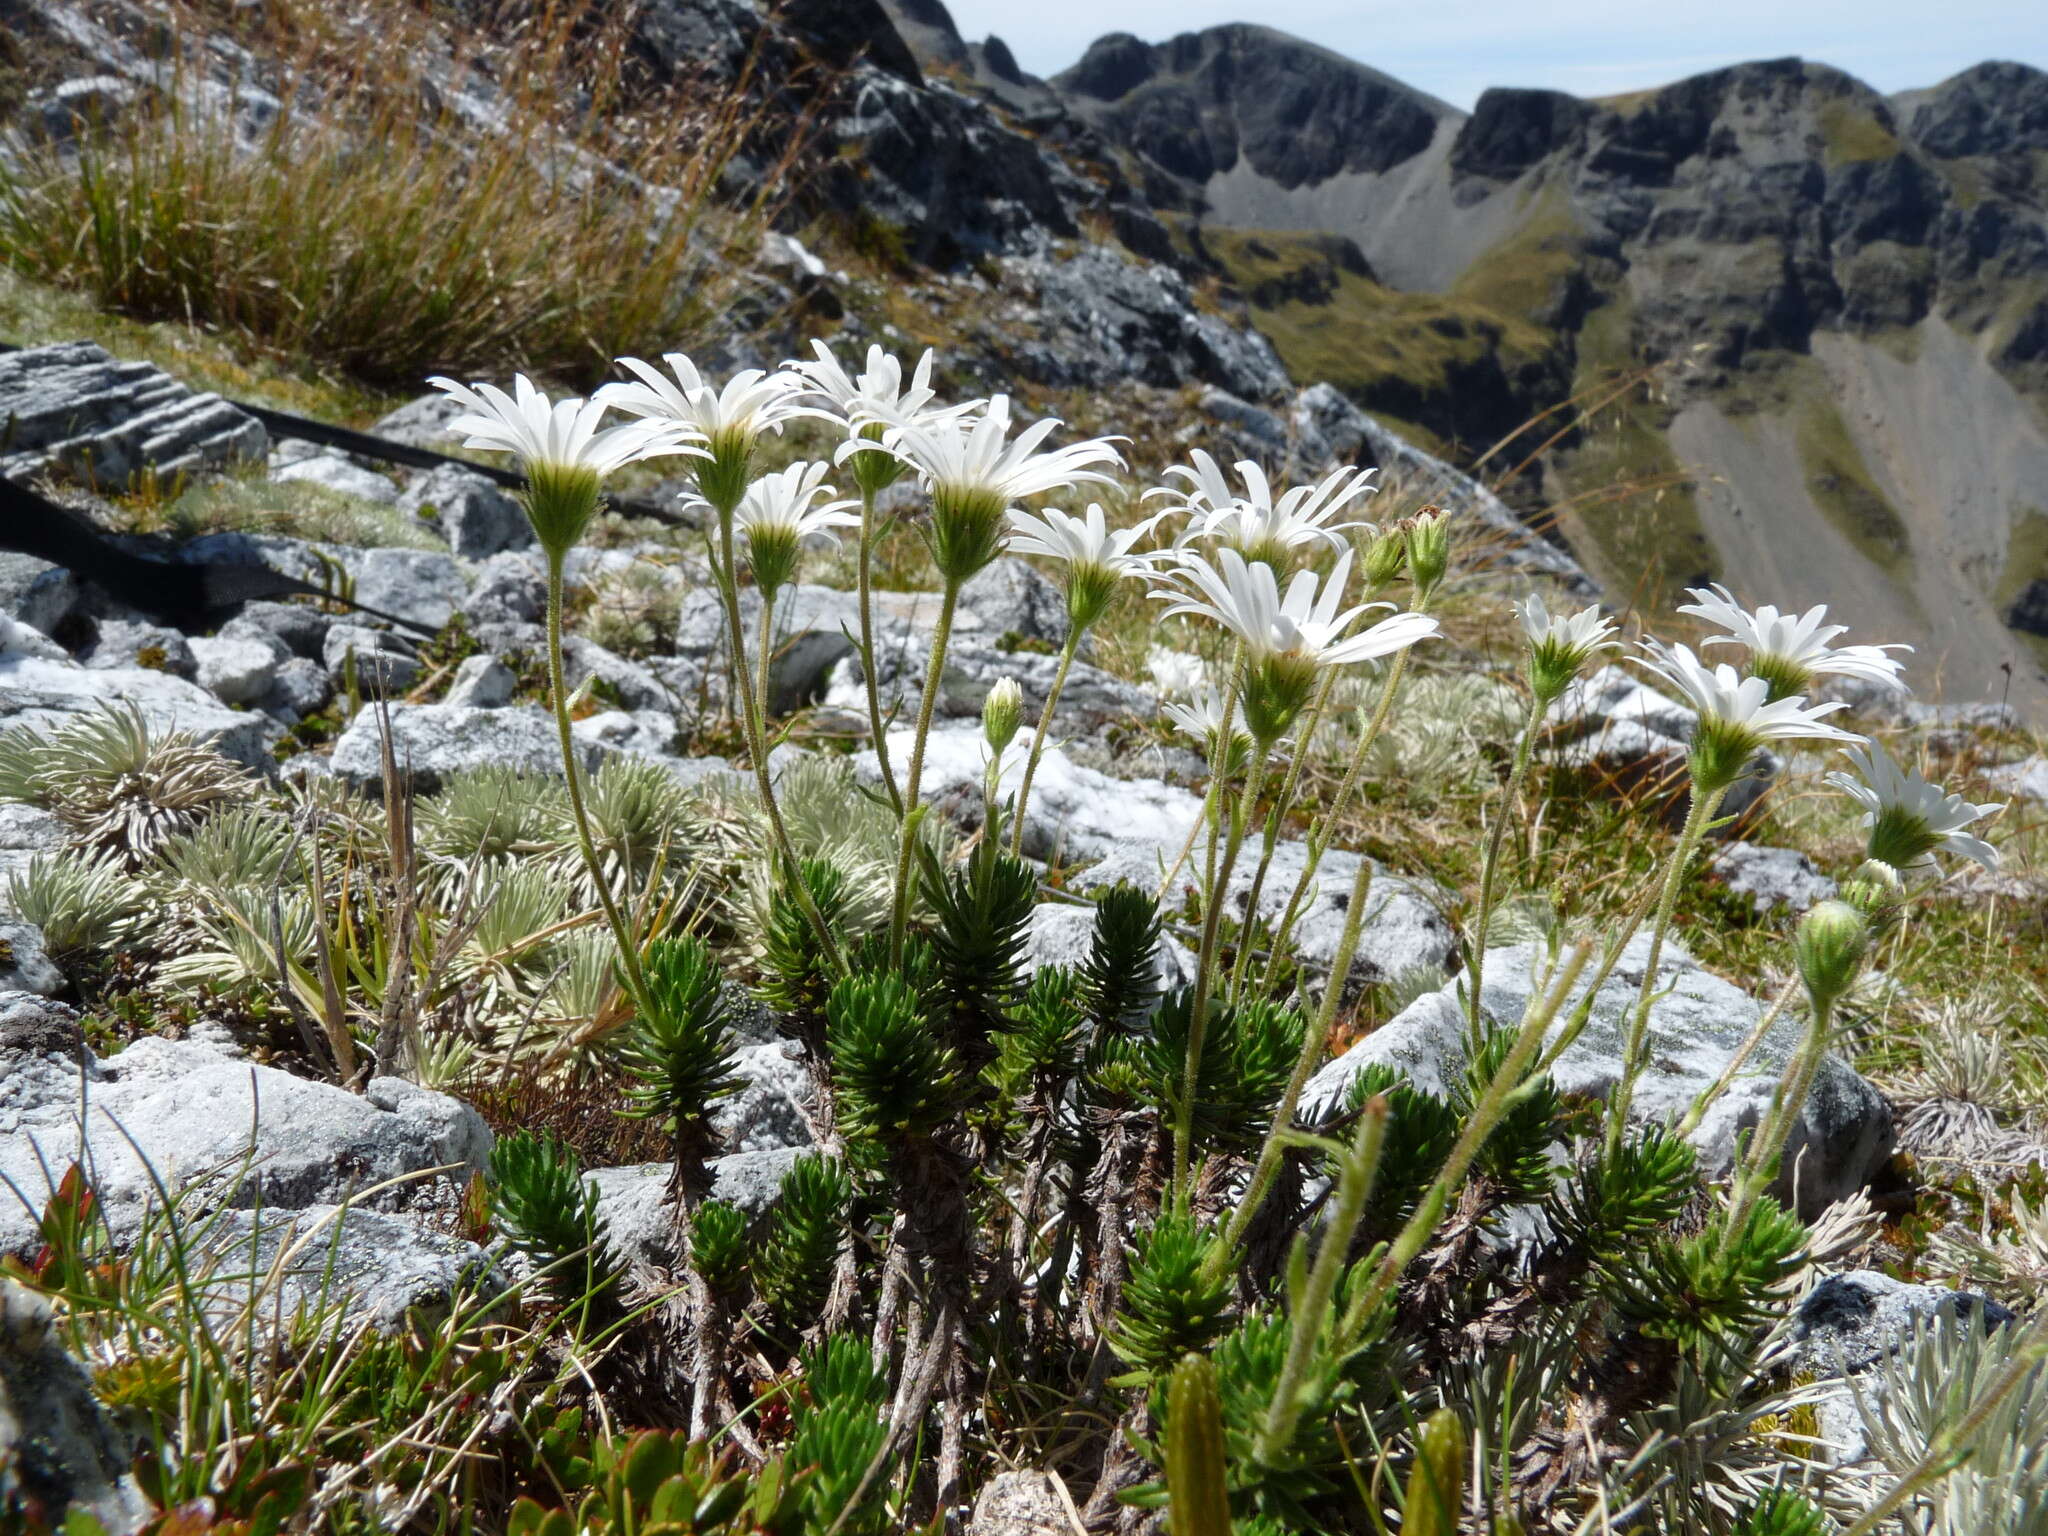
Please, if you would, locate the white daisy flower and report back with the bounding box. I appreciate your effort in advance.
[873,396,1125,583]
[428,373,699,554]
[714,462,860,594]
[1147,646,1210,699]
[1155,547,1438,740]
[1515,593,1620,700]
[1151,451,1378,568]
[1677,583,1911,698]
[788,340,957,425]
[1005,502,1165,629]
[1827,741,2003,873]
[600,352,832,512]
[1637,641,1865,789]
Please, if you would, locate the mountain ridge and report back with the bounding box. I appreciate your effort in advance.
[873,4,2048,712]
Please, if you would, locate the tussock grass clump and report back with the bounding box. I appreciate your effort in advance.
[0,0,801,387]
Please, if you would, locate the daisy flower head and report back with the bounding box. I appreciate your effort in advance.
[1677,583,1911,701]
[874,395,1125,584]
[718,461,860,595]
[1155,547,1439,742]
[599,353,832,514]
[794,341,974,498]
[1402,506,1453,600]
[1826,741,2003,875]
[1152,451,1378,571]
[1162,684,1256,778]
[1005,502,1166,630]
[428,374,701,557]
[1636,641,1866,792]
[1515,593,1620,701]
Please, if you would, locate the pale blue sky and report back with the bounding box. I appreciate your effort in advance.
[938,0,2043,110]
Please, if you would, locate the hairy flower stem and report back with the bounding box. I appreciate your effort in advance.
[1009,624,1083,856]
[545,552,651,1018]
[712,521,843,973]
[1342,943,1591,1346]
[1255,1093,1387,1464]
[1227,667,1338,1001]
[856,487,903,815]
[1674,976,1798,1141]
[1464,696,1545,1045]
[1719,994,1833,1257]
[1175,748,1270,1198]
[887,578,961,964]
[1256,643,1418,1003]
[1605,777,1725,1160]
[1208,854,1375,1280]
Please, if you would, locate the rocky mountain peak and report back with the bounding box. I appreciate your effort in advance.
[1056,23,1456,189]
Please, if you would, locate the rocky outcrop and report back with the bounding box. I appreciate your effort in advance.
[0,342,267,491]
[0,994,493,1256]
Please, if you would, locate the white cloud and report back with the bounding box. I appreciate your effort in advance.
[934,0,2045,108]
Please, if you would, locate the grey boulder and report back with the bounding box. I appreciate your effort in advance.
[82,619,196,680]
[0,1000,492,1256]
[323,623,421,697]
[1790,1269,2012,1378]
[189,631,286,708]
[195,1205,506,1332]
[401,465,533,559]
[587,1147,810,1269]
[0,921,63,997]
[0,1278,151,1536]
[1710,843,1838,916]
[1085,837,1455,999]
[328,703,599,792]
[344,549,467,631]
[1300,934,1893,1217]
[1,633,274,768]
[714,1043,815,1154]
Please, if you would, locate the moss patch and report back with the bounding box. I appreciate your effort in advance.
[1818,100,1902,167]
[1793,395,1915,576]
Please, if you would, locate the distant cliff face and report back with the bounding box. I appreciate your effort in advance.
[1054,29,2048,710]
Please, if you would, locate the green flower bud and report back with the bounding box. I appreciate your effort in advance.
[1361,526,1409,593]
[846,420,904,501]
[983,677,1024,754]
[1404,507,1452,600]
[694,427,757,518]
[1065,561,1120,633]
[925,486,1009,586]
[744,522,802,598]
[1240,651,1319,746]
[1839,858,1906,941]
[520,461,604,560]
[1795,899,1869,1012]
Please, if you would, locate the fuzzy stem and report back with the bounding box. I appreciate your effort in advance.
[1674,976,1799,1141]
[713,522,843,974]
[1207,854,1375,1279]
[545,551,651,1017]
[1256,643,1417,1001]
[1255,1094,1387,1464]
[1227,667,1337,1000]
[1465,694,1545,1046]
[1605,777,1724,1159]
[856,486,903,815]
[1175,748,1270,1198]
[1341,942,1591,1346]
[1009,624,1083,856]
[1719,994,1832,1255]
[887,578,961,964]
